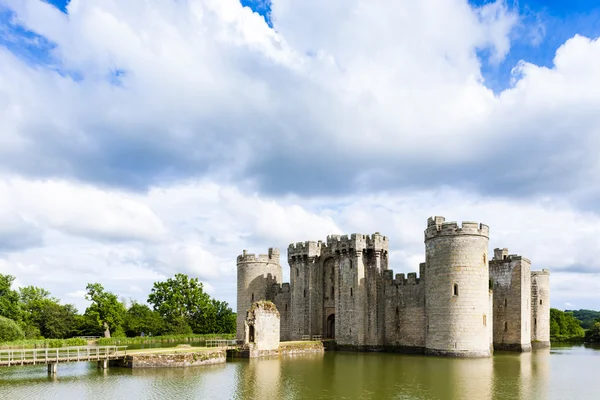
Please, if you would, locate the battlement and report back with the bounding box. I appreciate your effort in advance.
[237,248,280,264]
[424,216,489,241]
[391,272,421,286]
[325,232,388,253]
[287,240,322,261]
[272,282,291,294]
[490,248,531,264]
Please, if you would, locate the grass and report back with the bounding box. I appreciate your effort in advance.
[0,338,88,349]
[97,333,235,346]
[126,346,216,355]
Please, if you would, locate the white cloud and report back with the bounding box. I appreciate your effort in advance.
[0,0,600,312]
[0,177,166,243]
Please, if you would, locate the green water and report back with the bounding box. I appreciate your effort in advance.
[0,344,598,399]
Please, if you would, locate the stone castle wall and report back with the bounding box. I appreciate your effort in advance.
[235,216,550,358]
[383,269,426,350]
[236,249,282,340]
[531,270,551,347]
[424,218,492,357]
[489,249,532,352]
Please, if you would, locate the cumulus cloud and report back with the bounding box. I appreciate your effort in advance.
[0,0,600,311]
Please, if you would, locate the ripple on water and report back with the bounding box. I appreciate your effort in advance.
[0,346,599,399]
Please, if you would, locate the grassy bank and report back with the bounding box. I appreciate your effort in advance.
[0,338,88,349]
[97,333,235,346]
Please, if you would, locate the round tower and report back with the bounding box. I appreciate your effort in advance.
[424,216,491,357]
[236,248,282,340]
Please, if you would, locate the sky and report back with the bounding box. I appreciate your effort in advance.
[1,0,600,313]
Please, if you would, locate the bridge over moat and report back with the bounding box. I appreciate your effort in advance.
[0,346,128,374]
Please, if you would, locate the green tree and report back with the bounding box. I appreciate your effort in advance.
[39,303,79,339]
[84,283,127,337]
[124,302,165,337]
[0,274,21,322]
[550,308,585,338]
[19,286,80,339]
[586,321,600,343]
[148,273,235,334]
[148,273,211,331]
[0,316,24,342]
[566,309,600,329]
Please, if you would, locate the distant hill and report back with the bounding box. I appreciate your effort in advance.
[565,309,600,329]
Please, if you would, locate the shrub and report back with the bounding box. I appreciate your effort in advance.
[0,316,25,342]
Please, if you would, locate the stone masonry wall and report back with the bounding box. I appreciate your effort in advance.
[424,218,491,357]
[383,270,425,350]
[239,216,550,357]
[245,301,280,358]
[236,249,282,340]
[116,350,226,368]
[271,283,291,341]
[489,249,532,352]
[531,270,551,347]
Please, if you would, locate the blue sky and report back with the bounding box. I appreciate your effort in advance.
[2,0,600,312]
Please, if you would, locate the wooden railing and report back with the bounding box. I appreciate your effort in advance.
[0,346,128,367]
[76,336,102,340]
[206,339,241,348]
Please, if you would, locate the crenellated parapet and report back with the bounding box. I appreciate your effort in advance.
[237,248,280,264]
[287,241,322,262]
[491,248,531,264]
[271,282,291,294]
[424,216,489,241]
[324,232,388,255]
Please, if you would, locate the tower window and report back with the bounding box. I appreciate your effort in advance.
[540,299,543,305]
[331,286,334,297]
[350,288,353,297]
[296,268,299,277]
[504,321,508,332]
[453,284,459,296]
[303,289,306,298]
[251,293,254,302]
[285,304,288,311]
[483,315,487,326]
[504,298,507,307]
[483,254,486,264]
[349,260,353,269]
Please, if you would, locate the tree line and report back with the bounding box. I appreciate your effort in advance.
[0,273,235,342]
[550,308,600,343]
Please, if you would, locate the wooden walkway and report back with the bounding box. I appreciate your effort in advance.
[0,346,127,369]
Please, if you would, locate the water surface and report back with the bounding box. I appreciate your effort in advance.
[0,344,598,399]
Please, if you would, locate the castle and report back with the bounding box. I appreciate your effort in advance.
[236,216,550,357]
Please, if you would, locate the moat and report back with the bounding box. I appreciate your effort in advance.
[0,344,598,399]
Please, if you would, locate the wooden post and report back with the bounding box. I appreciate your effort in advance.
[48,362,57,375]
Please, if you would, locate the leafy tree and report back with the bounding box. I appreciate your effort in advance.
[586,321,600,343]
[550,308,585,338]
[566,309,600,330]
[0,316,24,342]
[148,273,211,327]
[19,286,79,339]
[0,274,22,322]
[124,302,165,337]
[84,283,127,337]
[148,273,235,334]
[39,303,79,339]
